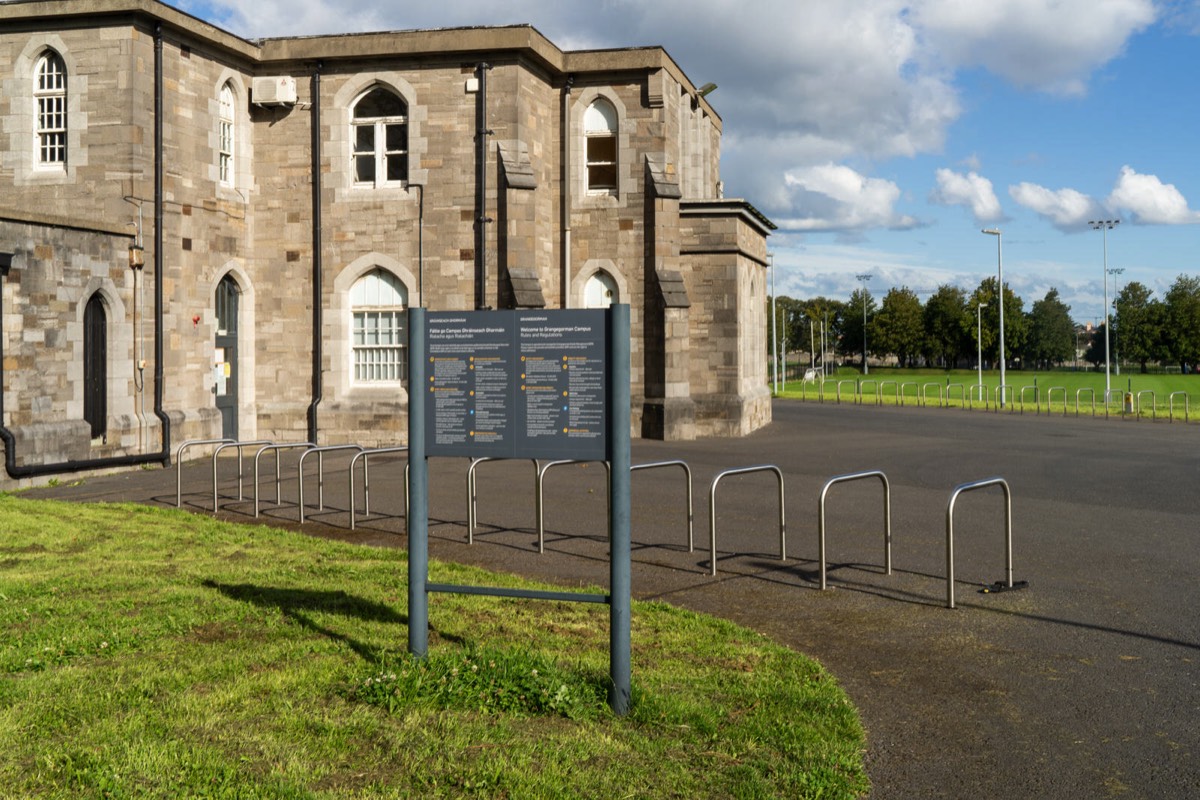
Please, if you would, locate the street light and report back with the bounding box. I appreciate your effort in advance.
[856,273,872,375]
[981,229,1006,407]
[1108,266,1125,376]
[770,253,778,395]
[1090,219,1119,401]
[976,302,988,391]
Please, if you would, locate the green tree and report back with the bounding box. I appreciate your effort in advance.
[793,297,845,372]
[1084,323,1106,369]
[840,288,877,369]
[922,284,970,368]
[1162,275,1200,371]
[1112,281,1164,373]
[966,277,1027,367]
[1024,288,1075,369]
[871,287,924,367]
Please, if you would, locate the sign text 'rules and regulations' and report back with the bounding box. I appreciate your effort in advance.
[423,309,608,460]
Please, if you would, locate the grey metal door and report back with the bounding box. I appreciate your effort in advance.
[83,293,107,440]
[215,276,239,440]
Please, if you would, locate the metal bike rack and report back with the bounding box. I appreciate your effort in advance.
[536,460,611,553]
[859,379,878,405]
[211,439,272,513]
[467,457,539,544]
[297,445,364,523]
[1136,390,1156,421]
[253,442,315,517]
[818,470,891,590]
[878,380,899,406]
[836,379,857,404]
[708,465,786,577]
[992,384,1014,411]
[176,437,234,507]
[1019,385,1038,413]
[1047,386,1067,417]
[945,477,1014,609]
[968,384,987,410]
[1075,387,1096,418]
[922,383,943,408]
[900,381,919,407]
[1169,391,1189,423]
[631,460,694,550]
[1103,390,1123,419]
[348,446,408,530]
[946,383,965,408]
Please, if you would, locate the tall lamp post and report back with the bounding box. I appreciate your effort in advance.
[1090,220,1119,400]
[769,253,777,394]
[981,229,1006,407]
[976,302,988,391]
[1108,266,1125,376]
[856,273,872,374]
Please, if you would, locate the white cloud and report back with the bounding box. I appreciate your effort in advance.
[911,0,1157,95]
[780,164,917,232]
[1009,182,1098,229]
[931,168,1003,222]
[1106,166,1200,224]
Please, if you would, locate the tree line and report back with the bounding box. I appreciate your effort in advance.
[771,275,1200,373]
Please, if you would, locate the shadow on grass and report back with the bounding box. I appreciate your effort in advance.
[201,580,463,661]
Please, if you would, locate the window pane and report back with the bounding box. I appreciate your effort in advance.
[588,163,617,191]
[587,135,616,164]
[354,87,406,119]
[355,154,376,183]
[385,123,407,152]
[354,125,375,152]
[385,153,408,182]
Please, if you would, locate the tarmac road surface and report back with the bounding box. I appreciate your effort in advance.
[25,400,1200,798]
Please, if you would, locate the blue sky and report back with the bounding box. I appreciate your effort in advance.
[172,0,1200,323]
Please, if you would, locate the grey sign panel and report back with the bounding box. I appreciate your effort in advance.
[424,309,608,460]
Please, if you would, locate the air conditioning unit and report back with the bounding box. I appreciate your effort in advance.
[251,76,297,106]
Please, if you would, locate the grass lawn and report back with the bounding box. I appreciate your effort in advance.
[776,366,1200,419]
[0,496,868,799]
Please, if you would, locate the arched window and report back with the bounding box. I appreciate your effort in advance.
[218,82,235,186]
[351,268,408,383]
[34,51,67,167]
[584,271,618,309]
[352,87,408,187]
[83,293,107,440]
[584,98,618,193]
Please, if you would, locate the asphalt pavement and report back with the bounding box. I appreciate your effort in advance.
[24,399,1200,799]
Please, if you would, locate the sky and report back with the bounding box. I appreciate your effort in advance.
[171,0,1200,324]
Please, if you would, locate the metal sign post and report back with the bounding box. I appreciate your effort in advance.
[406,305,632,715]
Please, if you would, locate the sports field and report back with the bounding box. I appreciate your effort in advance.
[775,366,1200,419]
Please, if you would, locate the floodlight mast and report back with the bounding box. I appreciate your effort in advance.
[981,229,1005,406]
[1090,219,1120,401]
[856,273,873,374]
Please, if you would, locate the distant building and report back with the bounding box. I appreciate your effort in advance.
[0,0,774,482]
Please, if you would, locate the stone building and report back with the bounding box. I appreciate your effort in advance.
[0,0,774,483]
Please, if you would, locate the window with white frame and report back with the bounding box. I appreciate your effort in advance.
[351,268,408,384]
[584,98,618,193]
[218,82,235,186]
[34,51,67,167]
[352,87,408,187]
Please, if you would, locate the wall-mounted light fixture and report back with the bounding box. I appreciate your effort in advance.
[128,244,145,271]
[697,82,717,98]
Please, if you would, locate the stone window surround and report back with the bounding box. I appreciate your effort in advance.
[572,259,629,311]
[211,70,252,198]
[573,87,630,209]
[69,278,133,429]
[5,35,88,185]
[330,72,428,203]
[330,253,420,404]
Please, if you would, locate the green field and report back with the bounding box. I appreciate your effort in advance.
[774,366,1200,419]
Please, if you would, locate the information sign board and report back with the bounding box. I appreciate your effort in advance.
[424,309,608,460]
